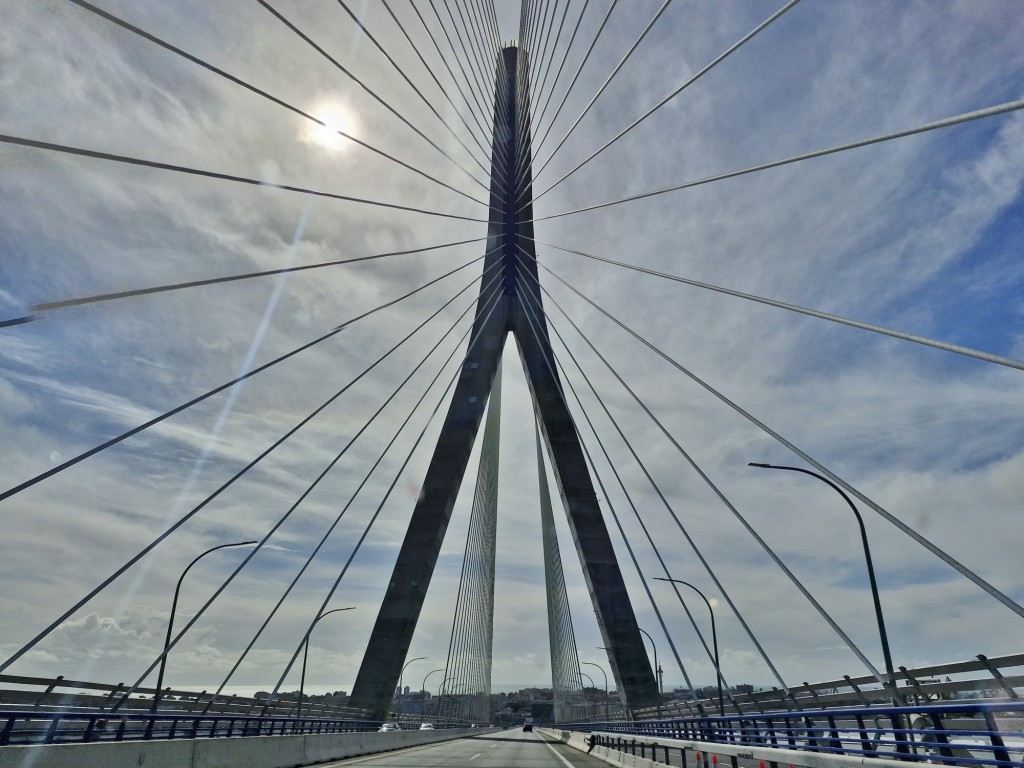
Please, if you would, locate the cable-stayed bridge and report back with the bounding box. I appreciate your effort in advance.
[1,1,1023,767]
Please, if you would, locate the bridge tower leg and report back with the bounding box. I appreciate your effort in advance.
[348,43,660,721]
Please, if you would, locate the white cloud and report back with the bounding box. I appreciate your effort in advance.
[1,0,1022,703]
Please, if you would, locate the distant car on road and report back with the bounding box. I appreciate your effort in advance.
[419,722,434,730]
[378,722,401,732]
[522,722,533,732]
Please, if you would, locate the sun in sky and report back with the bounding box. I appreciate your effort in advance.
[305,102,355,151]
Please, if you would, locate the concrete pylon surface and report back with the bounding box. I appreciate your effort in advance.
[348,43,660,721]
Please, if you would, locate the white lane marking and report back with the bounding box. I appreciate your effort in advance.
[319,740,443,765]
[538,734,577,768]
[471,752,482,760]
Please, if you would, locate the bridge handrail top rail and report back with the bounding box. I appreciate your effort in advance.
[579,699,1024,725]
[557,729,969,768]
[811,653,1024,691]
[0,708,378,722]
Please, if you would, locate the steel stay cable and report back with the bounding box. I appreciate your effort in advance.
[489,45,519,190]
[419,0,513,198]
[219,283,502,711]
[533,0,803,203]
[457,0,503,149]
[429,0,496,139]
[535,417,582,715]
[513,260,704,710]
[515,7,550,193]
[511,250,795,695]
[539,254,1024,620]
[468,0,500,62]
[531,238,1024,372]
[0,259,490,677]
[448,0,498,111]
[0,251,487,506]
[480,0,501,52]
[445,458,482,703]
[389,1,496,157]
[444,0,497,114]
[502,0,534,184]
[515,279,701,705]
[528,0,573,149]
[523,0,554,106]
[508,1,544,188]
[519,0,557,172]
[511,0,622,195]
[335,0,494,172]
[459,0,515,196]
[564,375,705,707]
[61,0,489,208]
[532,0,565,94]
[491,11,524,159]
[530,0,677,187]
[443,469,483,713]
[258,0,492,191]
[412,0,505,156]
[263,281,508,707]
[531,253,886,683]
[15,237,487,322]
[380,0,492,155]
[0,134,488,223]
[461,373,500,709]
[263,280,501,719]
[105,274,496,712]
[211,268,504,701]
[532,98,1024,221]
[530,0,590,151]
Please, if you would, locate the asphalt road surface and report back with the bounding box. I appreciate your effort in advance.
[311,729,611,768]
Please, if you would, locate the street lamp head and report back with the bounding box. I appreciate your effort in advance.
[747,462,772,468]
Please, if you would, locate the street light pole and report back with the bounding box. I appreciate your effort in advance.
[152,540,257,712]
[421,668,444,721]
[638,627,662,718]
[637,628,661,694]
[579,671,596,719]
[298,607,355,721]
[581,661,609,720]
[748,462,899,701]
[398,656,427,718]
[653,577,724,716]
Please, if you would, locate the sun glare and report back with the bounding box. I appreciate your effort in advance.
[307,104,354,151]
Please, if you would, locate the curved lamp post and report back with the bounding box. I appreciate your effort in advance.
[397,659,425,700]
[152,540,257,712]
[421,668,444,720]
[579,671,596,719]
[398,656,427,718]
[298,607,355,720]
[581,661,608,720]
[748,462,899,701]
[653,577,724,715]
[638,627,663,718]
[637,627,661,695]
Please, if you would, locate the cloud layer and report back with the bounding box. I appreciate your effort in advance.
[1,0,1023,699]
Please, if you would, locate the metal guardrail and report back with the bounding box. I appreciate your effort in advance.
[0,710,385,746]
[628,654,1024,720]
[567,702,1024,768]
[0,673,371,720]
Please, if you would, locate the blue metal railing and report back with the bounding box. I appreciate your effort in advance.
[565,702,1024,768]
[0,711,380,746]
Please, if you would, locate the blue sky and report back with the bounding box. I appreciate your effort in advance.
[1,0,1023,701]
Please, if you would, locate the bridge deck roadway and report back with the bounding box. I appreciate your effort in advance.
[305,729,611,768]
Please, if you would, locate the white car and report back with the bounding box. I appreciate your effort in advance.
[378,722,401,732]
[419,722,434,730]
